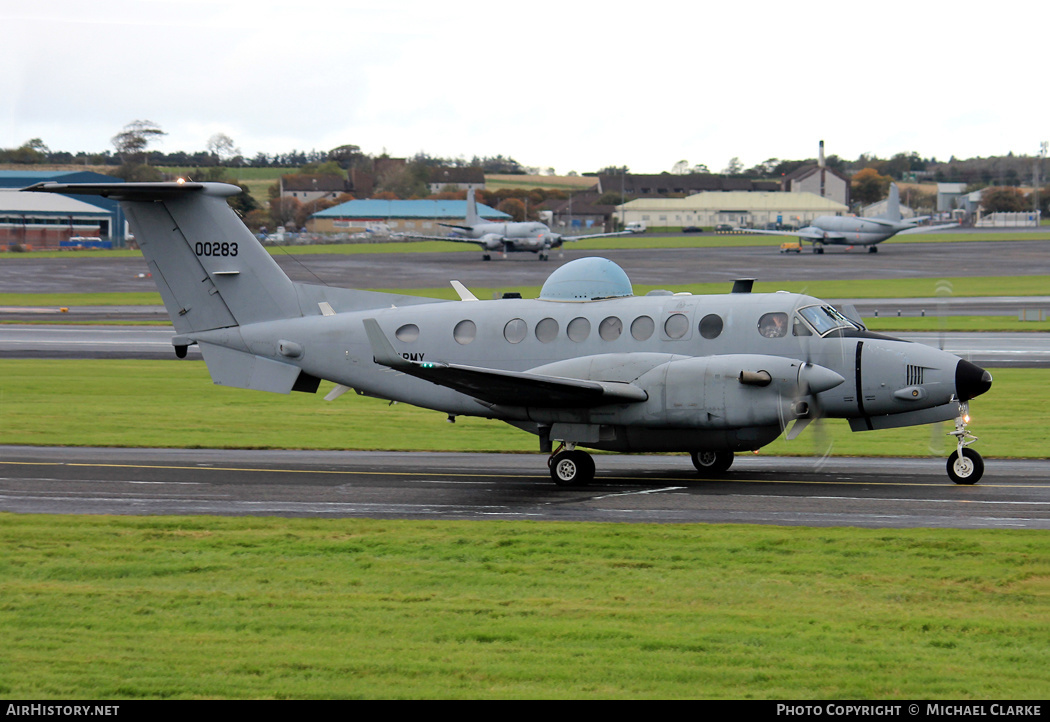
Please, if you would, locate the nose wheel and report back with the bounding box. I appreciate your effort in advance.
[946,403,983,484]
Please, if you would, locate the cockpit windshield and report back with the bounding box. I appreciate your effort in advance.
[797,304,860,337]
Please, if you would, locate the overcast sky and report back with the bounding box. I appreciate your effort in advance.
[3,0,1046,174]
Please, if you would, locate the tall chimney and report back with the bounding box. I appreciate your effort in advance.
[819,140,826,198]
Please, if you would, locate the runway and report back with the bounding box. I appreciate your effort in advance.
[2,446,1048,529]
[2,237,1049,294]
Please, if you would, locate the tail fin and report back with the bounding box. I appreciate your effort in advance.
[883,183,901,222]
[23,182,301,334]
[465,187,480,226]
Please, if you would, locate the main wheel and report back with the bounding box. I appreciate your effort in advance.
[550,450,595,486]
[691,450,734,475]
[947,447,983,484]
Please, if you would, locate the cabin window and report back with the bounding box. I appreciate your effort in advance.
[664,313,689,339]
[699,314,723,339]
[567,317,591,342]
[453,319,476,345]
[797,305,858,337]
[504,318,527,344]
[395,324,419,342]
[599,316,623,341]
[631,315,654,341]
[792,316,813,336]
[758,312,788,338]
[535,317,559,343]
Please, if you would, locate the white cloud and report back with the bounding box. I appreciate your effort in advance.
[3,0,1047,172]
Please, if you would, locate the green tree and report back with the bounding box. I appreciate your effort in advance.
[206,133,239,162]
[497,198,526,222]
[5,138,50,164]
[328,144,363,169]
[851,167,892,205]
[111,120,166,165]
[376,165,426,198]
[980,186,1027,213]
[721,157,743,175]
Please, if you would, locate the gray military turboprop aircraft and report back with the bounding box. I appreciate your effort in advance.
[399,187,636,260]
[741,184,958,253]
[24,181,993,485]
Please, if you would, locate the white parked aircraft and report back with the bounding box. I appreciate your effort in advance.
[741,184,958,253]
[399,188,636,260]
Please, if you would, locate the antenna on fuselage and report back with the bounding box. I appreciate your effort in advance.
[731,278,755,294]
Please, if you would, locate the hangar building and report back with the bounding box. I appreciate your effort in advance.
[615,191,848,231]
[309,198,509,234]
[0,171,128,247]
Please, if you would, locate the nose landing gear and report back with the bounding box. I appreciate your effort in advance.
[946,403,983,484]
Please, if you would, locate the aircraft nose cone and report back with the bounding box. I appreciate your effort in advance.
[956,359,992,401]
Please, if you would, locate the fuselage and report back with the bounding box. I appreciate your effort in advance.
[208,289,987,453]
[807,216,916,246]
[447,221,559,252]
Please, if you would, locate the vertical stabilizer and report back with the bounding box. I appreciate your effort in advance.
[22,182,302,334]
[465,187,481,227]
[818,140,826,198]
[883,183,901,221]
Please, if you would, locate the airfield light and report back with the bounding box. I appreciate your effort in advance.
[176,177,186,184]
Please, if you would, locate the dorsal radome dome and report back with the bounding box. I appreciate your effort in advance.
[539,257,634,301]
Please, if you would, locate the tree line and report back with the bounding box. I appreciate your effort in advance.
[4,121,1047,218]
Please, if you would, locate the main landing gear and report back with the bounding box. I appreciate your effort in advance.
[548,443,595,486]
[690,450,734,475]
[946,403,984,484]
[547,444,738,486]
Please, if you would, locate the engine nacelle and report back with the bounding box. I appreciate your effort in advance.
[627,354,843,429]
[479,234,503,250]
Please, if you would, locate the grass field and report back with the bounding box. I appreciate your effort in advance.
[1,514,1047,699]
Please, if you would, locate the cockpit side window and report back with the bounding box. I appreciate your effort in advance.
[797,305,859,337]
[758,312,789,338]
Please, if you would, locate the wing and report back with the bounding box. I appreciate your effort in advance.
[897,222,960,235]
[735,227,847,242]
[394,233,486,246]
[363,319,647,408]
[558,230,636,241]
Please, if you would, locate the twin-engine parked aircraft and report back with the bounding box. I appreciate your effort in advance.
[24,181,992,485]
[398,187,636,260]
[740,184,958,253]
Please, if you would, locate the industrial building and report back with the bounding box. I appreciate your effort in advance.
[309,198,509,234]
[615,191,848,231]
[0,170,127,248]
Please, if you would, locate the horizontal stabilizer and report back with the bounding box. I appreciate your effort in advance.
[22,180,232,201]
[363,318,647,408]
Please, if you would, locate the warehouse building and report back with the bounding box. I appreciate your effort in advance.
[615,191,848,231]
[309,198,509,234]
[0,170,128,246]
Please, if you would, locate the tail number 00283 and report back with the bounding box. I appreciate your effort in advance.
[195,242,238,257]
